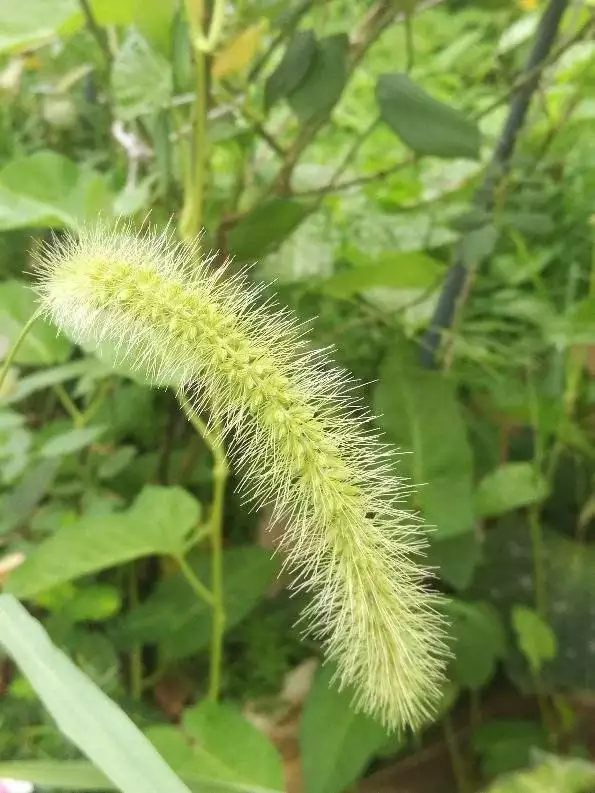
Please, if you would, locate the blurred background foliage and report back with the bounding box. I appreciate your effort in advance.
[1,0,595,791]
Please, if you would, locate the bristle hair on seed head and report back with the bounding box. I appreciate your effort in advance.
[34,221,449,731]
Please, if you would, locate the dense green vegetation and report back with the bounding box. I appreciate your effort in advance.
[1,0,595,791]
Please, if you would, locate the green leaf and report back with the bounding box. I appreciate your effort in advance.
[512,605,557,674]
[484,754,595,793]
[0,151,111,231]
[175,701,284,790]
[288,34,348,123]
[445,600,506,690]
[476,463,549,518]
[374,346,475,537]
[3,358,108,405]
[0,0,80,53]
[265,29,317,110]
[0,280,72,365]
[300,664,388,793]
[112,31,173,120]
[472,720,548,777]
[39,425,106,458]
[227,199,312,262]
[112,547,274,660]
[426,530,481,590]
[318,251,444,299]
[90,0,136,25]
[0,594,191,793]
[6,486,199,598]
[0,760,110,791]
[376,73,481,160]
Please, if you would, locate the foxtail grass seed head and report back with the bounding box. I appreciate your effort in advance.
[34,223,448,731]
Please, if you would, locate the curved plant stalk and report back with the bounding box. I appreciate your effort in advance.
[32,222,447,731]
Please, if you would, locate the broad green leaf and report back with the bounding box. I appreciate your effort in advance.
[0,0,80,53]
[6,486,199,598]
[0,151,111,231]
[171,701,284,790]
[227,199,312,262]
[484,754,595,793]
[444,599,506,690]
[300,664,388,793]
[318,251,444,298]
[112,31,173,120]
[0,595,191,793]
[512,605,557,674]
[0,280,72,365]
[476,463,549,518]
[288,34,348,123]
[39,425,106,458]
[374,347,475,537]
[3,359,108,405]
[90,0,136,25]
[112,547,274,660]
[0,760,110,791]
[376,73,481,160]
[264,29,317,110]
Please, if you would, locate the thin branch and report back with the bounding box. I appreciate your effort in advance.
[419,0,574,370]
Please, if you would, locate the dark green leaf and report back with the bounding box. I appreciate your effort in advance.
[0,595,191,793]
[376,73,481,159]
[227,199,312,262]
[265,29,317,110]
[476,463,549,518]
[112,547,275,660]
[426,530,481,590]
[288,34,348,123]
[472,720,548,777]
[445,599,506,690]
[374,346,475,537]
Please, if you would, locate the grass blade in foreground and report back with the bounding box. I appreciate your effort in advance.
[0,594,191,793]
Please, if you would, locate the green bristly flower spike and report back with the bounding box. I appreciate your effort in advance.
[33,222,447,731]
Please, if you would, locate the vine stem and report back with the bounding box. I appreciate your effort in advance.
[178,394,228,701]
[0,311,41,396]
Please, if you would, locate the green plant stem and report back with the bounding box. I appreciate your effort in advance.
[129,565,143,701]
[178,395,228,701]
[0,311,41,395]
[442,714,471,793]
[53,383,83,426]
[176,553,214,606]
[179,45,207,240]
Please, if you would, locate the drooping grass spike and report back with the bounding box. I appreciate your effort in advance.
[34,222,447,731]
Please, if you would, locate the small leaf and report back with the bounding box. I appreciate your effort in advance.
[300,664,388,793]
[212,22,266,80]
[0,280,72,365]
[288,34,348,123]
[3,359,107,405]
[265,29,317,109]
[376,73,481,160]
[6,486,199,598]
[227,199,312,262]
[472,719,548,777]
[318,251,444,298]
[427,530,481,590]
[476,463,549,518]
[112,31,173,120]
[39,425,106,458]
[512,605,557,673]
[0,595,191,793]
